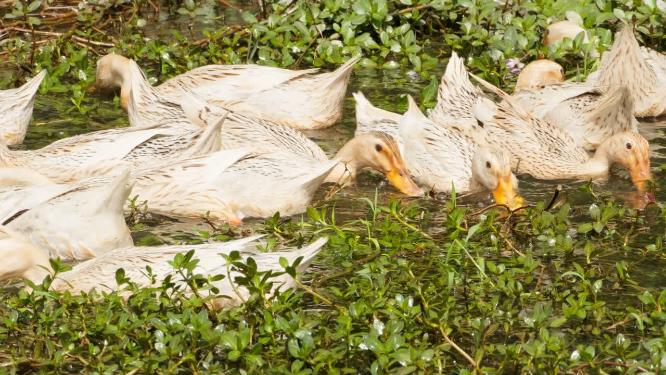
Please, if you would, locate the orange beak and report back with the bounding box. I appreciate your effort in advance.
[386,168,423,197]
[492,174,525,210]
[630,161,652,193]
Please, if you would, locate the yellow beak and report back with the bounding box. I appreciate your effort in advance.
[492,175,524,211]
[630,163,652,193]
[386,169,423,197]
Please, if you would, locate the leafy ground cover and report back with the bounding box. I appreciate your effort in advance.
[2,193,666,373]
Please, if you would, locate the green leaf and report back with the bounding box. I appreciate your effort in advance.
[27,0,42,13]
[241,11,258,24]
[577,223,594,234]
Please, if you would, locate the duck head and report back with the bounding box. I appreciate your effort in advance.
[515,60,564,92]
[92,54,132,109]
[601,132,652,192]
[543,20,589,46]
[332,132,423,196]
[472,147,525,210]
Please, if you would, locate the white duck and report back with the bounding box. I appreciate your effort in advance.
[0,231,327,308]
[0,70,46,146]
[354,92,524,209]
[511,83,638,151]
[1,169,133,260]
[587,25,666,117]
[0,117,223,183]
[471,75,652,192]
[133,148,340,224]
[96,54,359,129]
[180,94,422,195]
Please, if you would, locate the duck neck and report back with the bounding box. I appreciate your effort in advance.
[577,146,611,180]
[326,140,366,185]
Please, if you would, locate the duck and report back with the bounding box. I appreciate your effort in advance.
[131,149,326,223]
[132,143,415,224]
[543,20,590,46]
[122,73,421,196]
[586,25,666,117]
[179,94,422,195]
[1,169,133,261]
[0,230,327,308]
[511,83,638,151]
[0,117,223,183]
[354,91,524,209]
[514,59,564,92]
[471,75,652,192]
[95,54,359,129]
[427,51,499,137]
[0,70,46,146]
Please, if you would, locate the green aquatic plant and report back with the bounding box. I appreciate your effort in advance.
[2,195,666,372]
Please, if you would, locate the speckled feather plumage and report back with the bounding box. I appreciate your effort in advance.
[590,26,665,117]
[2,171,133,260]
[0,71,45,146]
[512,83,637,150]
[128,57,358,129]
[0,123,219,183]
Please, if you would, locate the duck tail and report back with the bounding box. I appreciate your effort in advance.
[430,52,480,120]
[353,91,382,129]
[398,96,429,137]
[595,24,657,115]
[585,85,637,133]
[180,91,229,129]
[321,55,360,88]
[406,95,422,116]
[185,111,227,157]
[403,95,428,123]
[16,70,46,100]
[94,168,133,214]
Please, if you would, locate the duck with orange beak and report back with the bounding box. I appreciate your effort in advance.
[352,91,525,210]
[178,93,423,198]
[469,76,653,195]
[129,142,420,225]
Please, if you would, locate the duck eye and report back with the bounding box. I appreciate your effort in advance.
[626,142,632,150]
[476,119,484,128]
[375,144,383,152]
[486,161,491,169]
